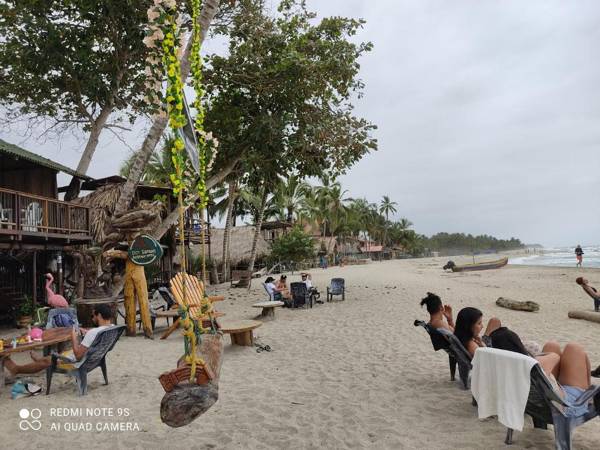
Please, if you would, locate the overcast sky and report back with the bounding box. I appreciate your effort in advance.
[2,1,599,247]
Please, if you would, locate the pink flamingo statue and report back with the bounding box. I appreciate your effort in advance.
[45,273,69,308]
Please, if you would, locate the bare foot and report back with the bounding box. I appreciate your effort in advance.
[29,351,42,362]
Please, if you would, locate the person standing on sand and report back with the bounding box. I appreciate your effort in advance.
[575,245,584,267]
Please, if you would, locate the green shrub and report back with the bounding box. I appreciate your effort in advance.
[270,227,315,265]
[19,295,33,317]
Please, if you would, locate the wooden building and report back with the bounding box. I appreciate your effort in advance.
[0,139,92,324]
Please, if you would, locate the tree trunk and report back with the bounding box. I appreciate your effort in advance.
[221,180,237,282]
[64,106,113,200]
[149,157,240,241]
[246,187,268,276]
[113,0,222,216]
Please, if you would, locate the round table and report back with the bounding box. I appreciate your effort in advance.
[252,301,284,320]
[219,319,262,346]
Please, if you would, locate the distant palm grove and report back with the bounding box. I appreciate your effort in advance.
[122,146,523,257]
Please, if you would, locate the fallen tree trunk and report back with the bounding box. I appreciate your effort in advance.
[160,332,224,427]
[496,297,539,312]
[568,310,600,324]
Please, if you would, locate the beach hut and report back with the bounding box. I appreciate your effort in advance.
[0,139,93,323]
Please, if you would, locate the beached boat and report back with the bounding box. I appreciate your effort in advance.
[443,257,508,272]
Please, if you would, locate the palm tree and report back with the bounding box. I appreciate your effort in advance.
[379,196,397,222]
[271,175,308,223]
[379,195,397,248]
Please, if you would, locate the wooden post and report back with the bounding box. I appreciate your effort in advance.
[32,250,37,306]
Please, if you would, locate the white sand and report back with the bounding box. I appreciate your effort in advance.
[1,257,599,449]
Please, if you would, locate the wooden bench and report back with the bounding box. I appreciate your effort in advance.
[220,319,262,346]
[252,301,284,320]
[230,270,252,288]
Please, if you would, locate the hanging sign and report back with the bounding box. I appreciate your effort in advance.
[128,234,163,266]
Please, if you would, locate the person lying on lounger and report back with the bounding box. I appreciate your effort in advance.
[488,328,600,418]
[420,292,455,331]
[4,305,114,375]
[576,277,600,311]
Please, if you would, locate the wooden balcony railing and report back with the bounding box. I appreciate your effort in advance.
[0,188,91,239]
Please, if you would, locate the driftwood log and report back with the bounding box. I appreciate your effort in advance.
[160,332,224,427]
[568,310,600,324]
[496,297,540,312]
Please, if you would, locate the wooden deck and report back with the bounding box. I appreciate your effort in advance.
[0,187,91,244]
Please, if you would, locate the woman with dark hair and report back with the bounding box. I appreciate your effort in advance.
[420,292,454,331]
[455,306,598,417]
[275,274,291,299]
[453,307,502,357]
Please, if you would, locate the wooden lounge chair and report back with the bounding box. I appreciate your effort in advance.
[158,273,224,339]
[326,278,345,302]
[46,325,126,395]
[413,320,472,389]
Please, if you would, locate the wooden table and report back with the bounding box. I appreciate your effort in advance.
[252,301,284,320]
[0,327,72,391]
[220,319,262,346]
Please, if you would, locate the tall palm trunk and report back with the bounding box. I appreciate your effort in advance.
[113,0,222,216]
[246,187,268,277]
[221,180,237,282]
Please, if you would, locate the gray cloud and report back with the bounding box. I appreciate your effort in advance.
[1,0,599,246]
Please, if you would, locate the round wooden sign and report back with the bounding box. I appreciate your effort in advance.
[128,234,163,266]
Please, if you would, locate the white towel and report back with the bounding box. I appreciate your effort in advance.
[471,347,538,431]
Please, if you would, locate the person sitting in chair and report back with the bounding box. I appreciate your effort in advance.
[420,292,454,331]
[301,272,322,304]
[264,277,289,301]
[4,304,114,375]
[576,277,600,312]
[275,275,291,299]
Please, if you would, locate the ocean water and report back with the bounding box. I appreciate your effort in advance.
[510,246,600,268]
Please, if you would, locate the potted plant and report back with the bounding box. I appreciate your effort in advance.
[17,295,33,328]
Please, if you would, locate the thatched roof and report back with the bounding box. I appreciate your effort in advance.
[72,183,165,243]
[72,184,122,243]
[201,225,271,266]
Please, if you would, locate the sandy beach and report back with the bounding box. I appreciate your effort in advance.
[1,257,599,449]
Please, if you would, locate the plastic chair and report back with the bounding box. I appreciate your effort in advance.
[326,278,345,302]
[290,282,312,308]
[46,325,126,395]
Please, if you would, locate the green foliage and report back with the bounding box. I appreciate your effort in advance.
[270,227,315,264]
[120,134,180,186]
[0,0,153,127]
[19,295,33,317]
[424,233,524,253]
[204,0,377,190]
